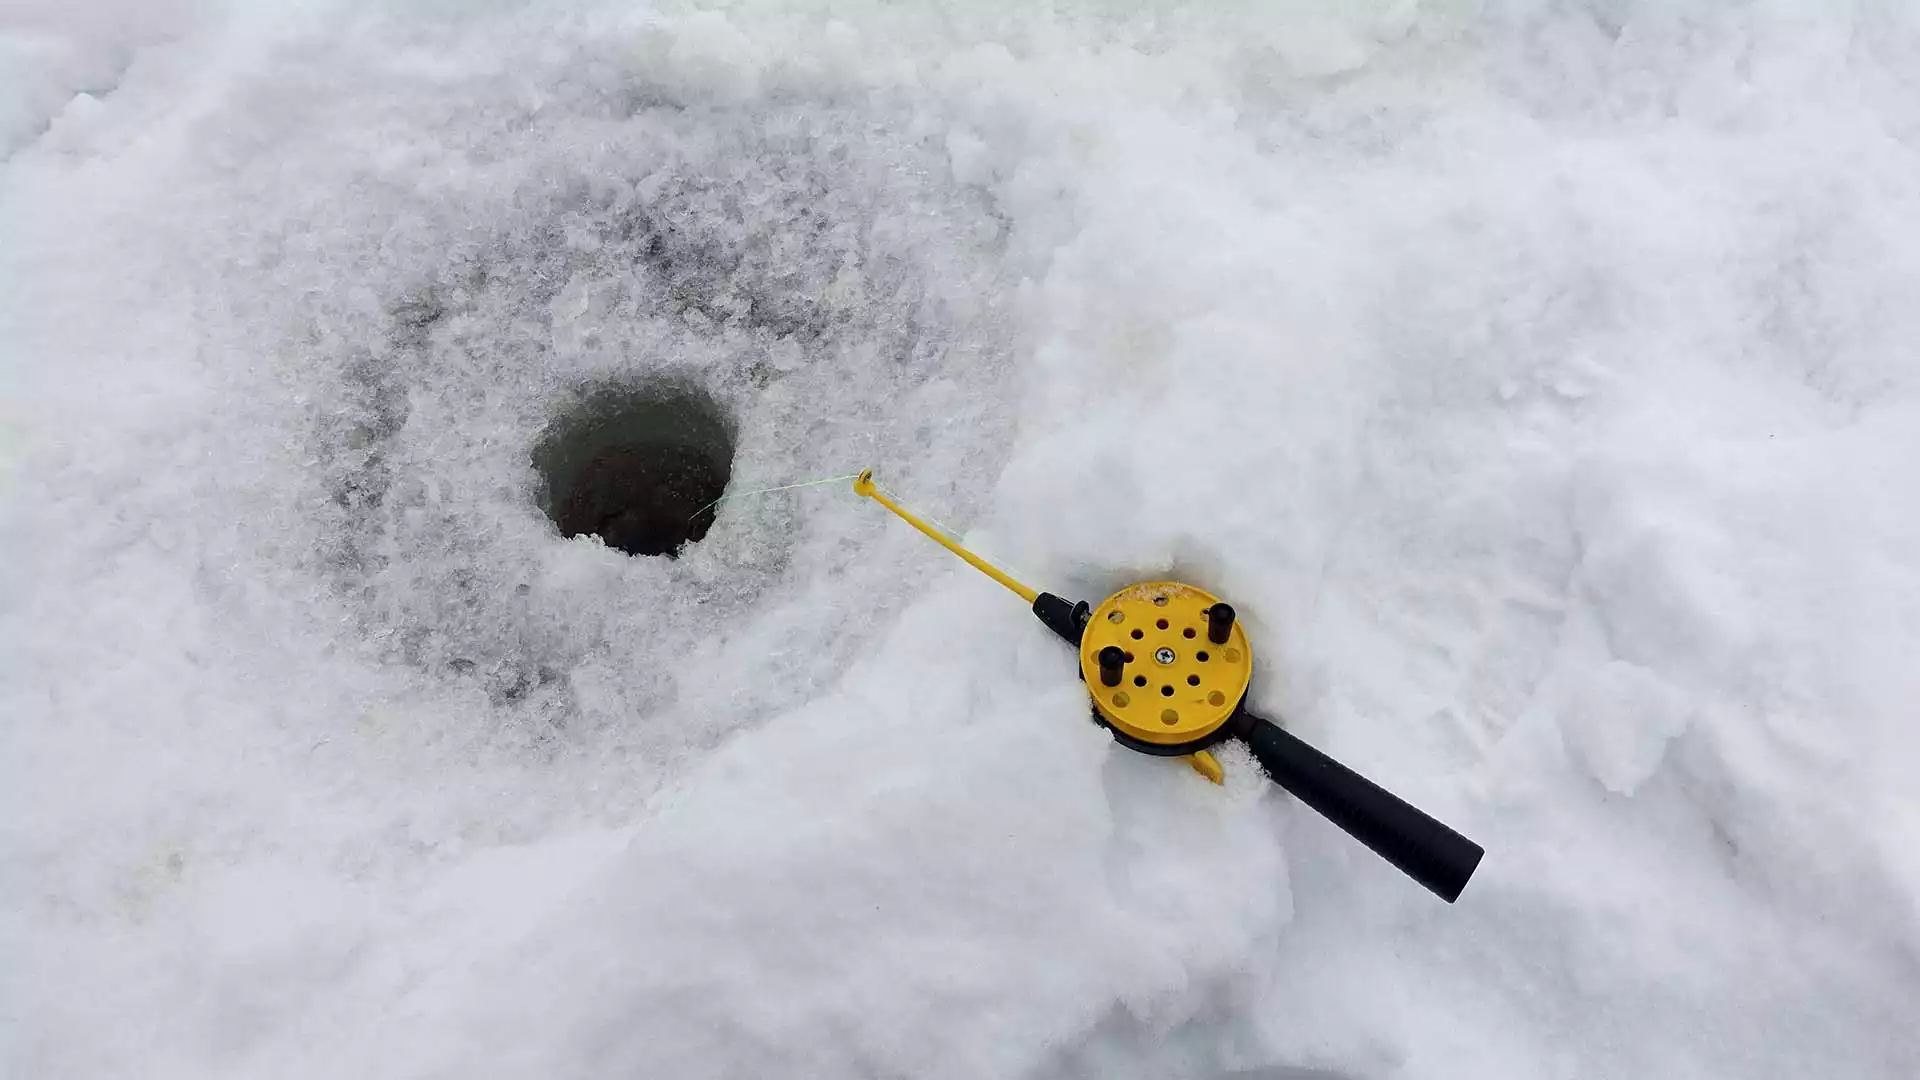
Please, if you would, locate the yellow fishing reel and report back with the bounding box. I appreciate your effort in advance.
[1077,581,1251,785]
[856,469,1484,902]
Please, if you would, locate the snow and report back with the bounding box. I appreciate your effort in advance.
[5,1,1919,1077]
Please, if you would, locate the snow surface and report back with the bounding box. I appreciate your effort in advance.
[5,1,1920,1077]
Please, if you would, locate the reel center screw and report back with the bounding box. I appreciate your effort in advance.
[1153,647,1176,665]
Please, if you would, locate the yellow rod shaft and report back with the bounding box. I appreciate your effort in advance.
[854,469,1039,605]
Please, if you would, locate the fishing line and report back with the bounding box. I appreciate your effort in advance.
[689,472,864,521]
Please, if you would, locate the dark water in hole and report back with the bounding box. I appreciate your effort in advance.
[552,440,727,557]
[533,378,736,559]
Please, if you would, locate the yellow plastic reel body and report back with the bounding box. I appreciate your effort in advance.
[1079,581,1252,749]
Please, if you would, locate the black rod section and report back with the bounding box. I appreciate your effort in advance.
[1233,711,1483,902]
[1032,592,1089,646]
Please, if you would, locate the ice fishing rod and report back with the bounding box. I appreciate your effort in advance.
[855,469,1484,902]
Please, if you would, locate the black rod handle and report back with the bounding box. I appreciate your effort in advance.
[1234,711,1483,902]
